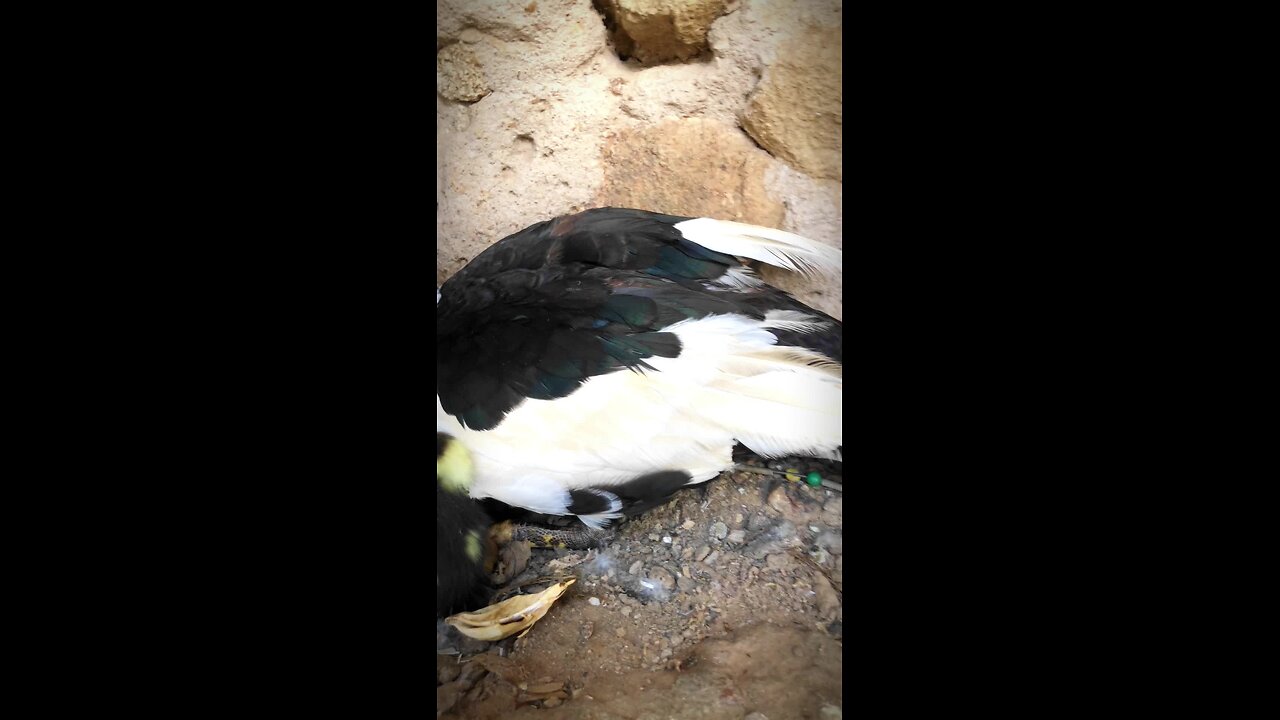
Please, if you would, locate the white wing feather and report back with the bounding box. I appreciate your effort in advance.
[674,218,842,279]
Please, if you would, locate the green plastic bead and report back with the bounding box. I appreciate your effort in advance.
[806,472,822,487]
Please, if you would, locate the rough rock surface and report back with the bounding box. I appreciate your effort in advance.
[595,0,729,64]
[741,29,843,181]
[595,118,784,229]
[437,0,842,319]
[436,43,491,102]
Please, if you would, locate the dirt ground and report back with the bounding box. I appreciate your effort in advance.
[437,456,843,719]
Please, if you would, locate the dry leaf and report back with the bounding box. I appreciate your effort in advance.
[445,578,576,642]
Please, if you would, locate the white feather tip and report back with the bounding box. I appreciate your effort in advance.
[675,218,842,279]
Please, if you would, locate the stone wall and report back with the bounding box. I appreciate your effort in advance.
[437,0,842,319]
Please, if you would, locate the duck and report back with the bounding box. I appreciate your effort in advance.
[437,432,495,616]
[436,207,841,613]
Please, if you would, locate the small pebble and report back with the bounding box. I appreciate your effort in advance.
[588,597,601,606]
[695,545,711,562]
[662,536,672,544]
[710,522,728,540]
[629,560,643,576]
[813,574,839,621]
[616,627,626,638]
[767,486,792,514]
[681,547,693,559]
[649,533,660,542]
[727,529,746,545]
[621,606,632,617]
[744,536,783,560]
[648,566,676,590]
[642,642,662,664]
[671,543,682,557]
[705,550,720,565]
[814,531,842,555]
[681,519,695,530]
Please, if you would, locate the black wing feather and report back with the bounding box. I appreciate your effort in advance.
[438,208,841,430]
